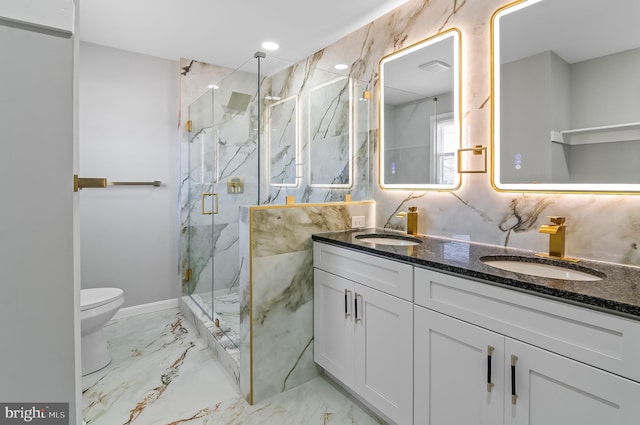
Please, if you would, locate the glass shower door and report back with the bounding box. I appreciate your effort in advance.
[187,89,216,319]
[185,58,259,348]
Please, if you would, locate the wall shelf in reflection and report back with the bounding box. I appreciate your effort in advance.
[552,122,640,146]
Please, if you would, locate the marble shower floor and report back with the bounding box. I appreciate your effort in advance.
[82,308,384,425]
[191,290,240,348]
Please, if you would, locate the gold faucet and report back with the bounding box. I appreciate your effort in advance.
[536,216,579,262]
[397,206,419,236]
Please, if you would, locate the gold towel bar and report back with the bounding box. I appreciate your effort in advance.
[107,181,161,187]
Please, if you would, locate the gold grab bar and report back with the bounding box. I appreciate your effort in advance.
[107,180,161,187]
[201,192,218,215]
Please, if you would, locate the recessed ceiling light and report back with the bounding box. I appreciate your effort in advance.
[261,41,280,51]
[334,64,349,70]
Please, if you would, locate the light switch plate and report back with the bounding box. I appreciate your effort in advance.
[351,216,365,228]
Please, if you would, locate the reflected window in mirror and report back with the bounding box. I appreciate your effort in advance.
[492,0,640,193]
[379,28,461,190]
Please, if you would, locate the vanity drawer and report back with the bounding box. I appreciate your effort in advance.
[414,267,640,382]
[313,242,413,301]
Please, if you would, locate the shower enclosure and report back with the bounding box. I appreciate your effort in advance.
[181,53,372,349]
[183,58,259,345]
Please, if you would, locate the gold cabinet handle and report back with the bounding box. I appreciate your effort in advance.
[201,192,218,215]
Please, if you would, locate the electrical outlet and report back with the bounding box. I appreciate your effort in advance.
[351,216,366,228]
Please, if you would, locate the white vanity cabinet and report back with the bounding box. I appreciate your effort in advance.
[414,268,640,425]
[313,242,414,425]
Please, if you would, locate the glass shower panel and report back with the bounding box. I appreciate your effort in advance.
[268,95,299,187]
[260,60,371,204]
[309,76,352,188]
[210,59,259,347]
[187,90,216,318]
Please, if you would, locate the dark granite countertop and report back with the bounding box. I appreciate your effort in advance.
[312,228,640,320]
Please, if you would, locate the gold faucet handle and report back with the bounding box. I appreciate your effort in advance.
[546,216,566,225]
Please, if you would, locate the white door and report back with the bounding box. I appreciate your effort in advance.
[415,307,504,425]
[313,269,355,387]
[354,283,413,425]
[505,338,640,425]
[0,8,80,423]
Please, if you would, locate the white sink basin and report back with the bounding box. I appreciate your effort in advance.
[481,256,604,281]
[355,234,422,246]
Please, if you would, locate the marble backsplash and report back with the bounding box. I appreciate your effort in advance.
[239,202,375,404]
[286,0,640,266]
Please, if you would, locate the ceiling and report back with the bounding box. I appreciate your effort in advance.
[79,0,410,75]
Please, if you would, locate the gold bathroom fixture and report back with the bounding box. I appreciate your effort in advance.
[74,175,107,192]
[458,145,487,173]
[201,192,218,215]
[396,206,419,236]
[108,180,161,187]
[536,216,579,262]
[74,175,162,192]
[185,120,192,132]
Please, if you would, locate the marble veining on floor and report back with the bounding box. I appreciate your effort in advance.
[82,308,384,425]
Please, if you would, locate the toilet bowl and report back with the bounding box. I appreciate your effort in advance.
[80,288,124,376]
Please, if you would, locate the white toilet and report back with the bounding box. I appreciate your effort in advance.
[80,288,124,376]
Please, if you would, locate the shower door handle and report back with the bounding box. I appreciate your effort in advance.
[201,192,219,215]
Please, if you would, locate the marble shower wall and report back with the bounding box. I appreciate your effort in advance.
[239,202,375,404]
[261,65,373,204]
[179,58,375,300]
[288,0,640,266]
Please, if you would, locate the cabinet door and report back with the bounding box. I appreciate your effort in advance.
[354,283,413,425]
[313,269,355,387]
[415,307,504,425]
[505,338,640,425]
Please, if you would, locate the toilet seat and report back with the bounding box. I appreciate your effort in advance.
[81,288,124,311]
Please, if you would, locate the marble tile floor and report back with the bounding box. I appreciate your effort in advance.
[82,308,385,425]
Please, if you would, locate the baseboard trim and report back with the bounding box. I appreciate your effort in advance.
[112,298,179,320]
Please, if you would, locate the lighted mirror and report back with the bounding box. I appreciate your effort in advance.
[379,29,461,190]
[492,0,640,192]
[309,76,353,188]
[268,95,299,187]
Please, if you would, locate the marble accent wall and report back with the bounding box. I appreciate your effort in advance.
[239,202,376,404]
[261,65,373,204]
[290,0,640,266]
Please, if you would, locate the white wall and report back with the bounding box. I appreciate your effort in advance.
[79,42,179,307]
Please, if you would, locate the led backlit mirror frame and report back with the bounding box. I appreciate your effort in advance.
[379,28,461,190]
[491,0,640,193]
